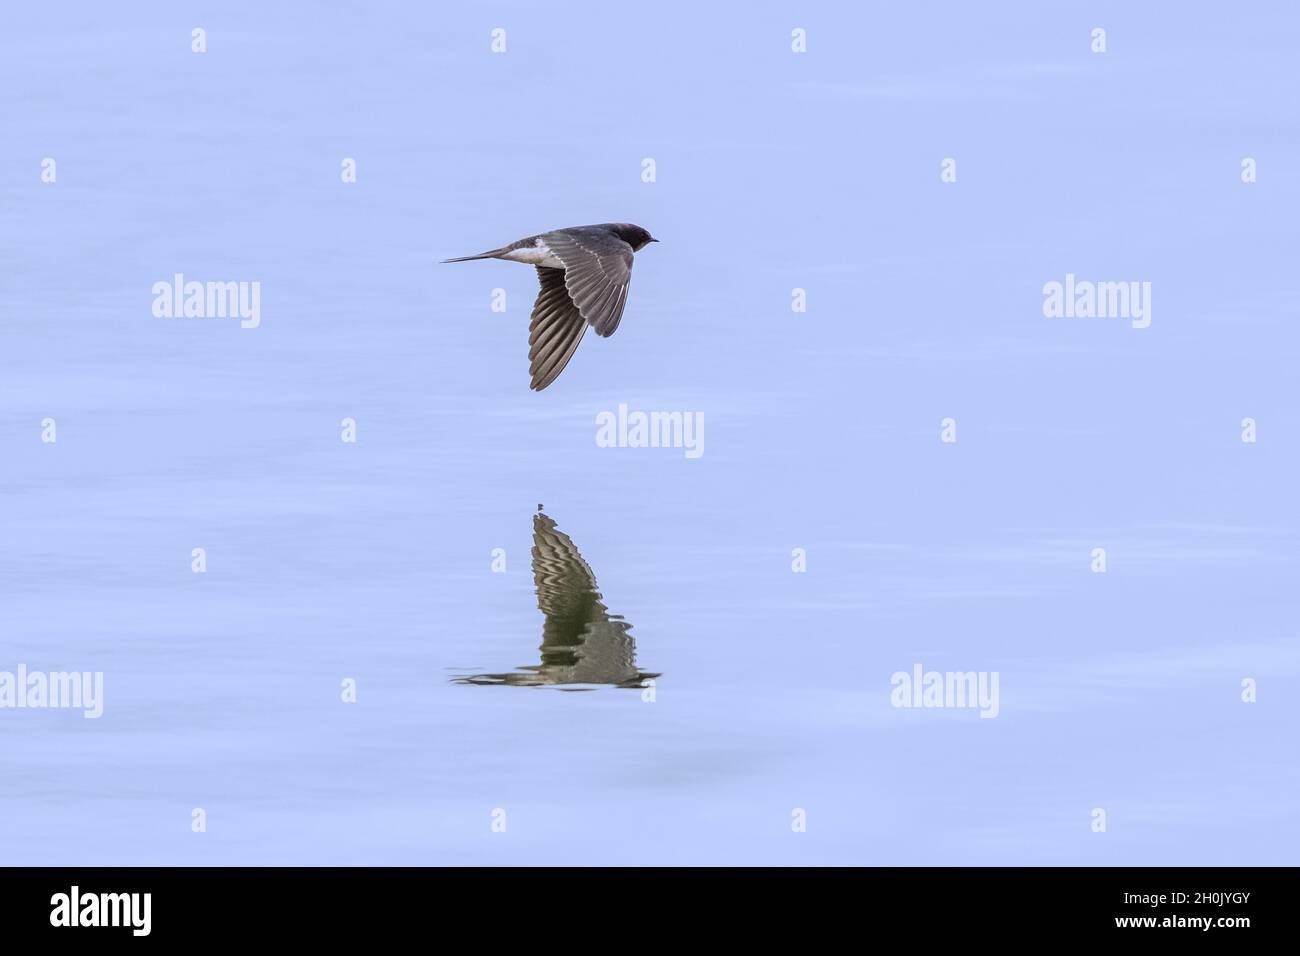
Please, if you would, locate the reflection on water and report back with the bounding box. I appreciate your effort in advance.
[455,511,659,690]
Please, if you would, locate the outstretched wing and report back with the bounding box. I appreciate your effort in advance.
[532,512,608,650]
[543,229,634,337]
[532,512,641,684]
[528,266,588,391]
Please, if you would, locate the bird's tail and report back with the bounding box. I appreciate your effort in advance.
[442,248,505,263]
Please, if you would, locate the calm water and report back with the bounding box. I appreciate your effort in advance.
[1,3,1298,865]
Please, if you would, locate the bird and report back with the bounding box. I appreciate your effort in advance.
[452,511,658,689]
[443,223,658,390]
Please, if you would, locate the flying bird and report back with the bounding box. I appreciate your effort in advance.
[443,223,658,390]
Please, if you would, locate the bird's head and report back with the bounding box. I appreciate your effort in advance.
[616,223,659,251]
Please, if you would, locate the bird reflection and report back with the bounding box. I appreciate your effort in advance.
[454,511,658,690]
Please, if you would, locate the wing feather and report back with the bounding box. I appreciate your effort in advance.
[528,267,587,391]
[543,229,635,337]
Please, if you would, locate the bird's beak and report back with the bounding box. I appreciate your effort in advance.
[650,238,660,243]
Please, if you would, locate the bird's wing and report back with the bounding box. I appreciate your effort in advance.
[531,513,640,684]
[532,513,608,645]
[528,266,588,391]
[543,229,635,337]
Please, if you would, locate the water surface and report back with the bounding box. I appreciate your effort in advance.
[1,2,1297,865]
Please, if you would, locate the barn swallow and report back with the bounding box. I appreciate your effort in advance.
[444,223,658,390]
